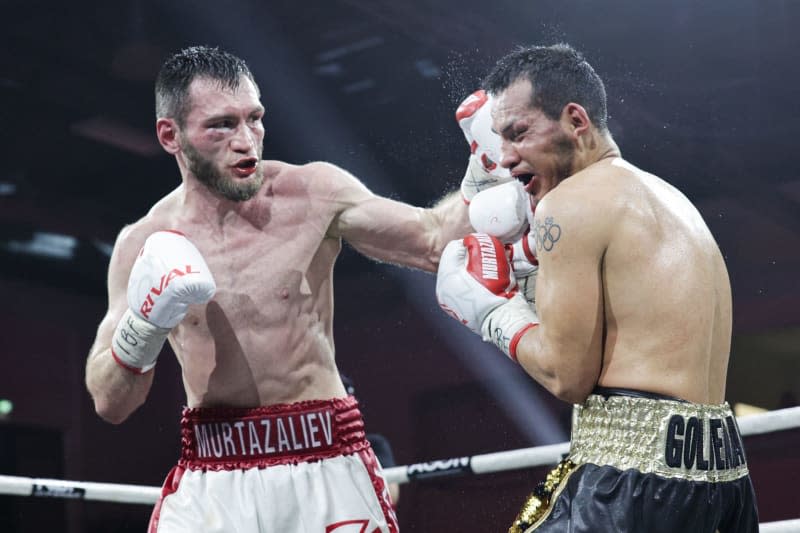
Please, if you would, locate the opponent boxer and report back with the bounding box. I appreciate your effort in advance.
[436,44,759,532]
[83,46,507,533]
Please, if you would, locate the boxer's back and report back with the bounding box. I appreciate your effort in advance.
[591,158,732,403]
[140,161,348,408]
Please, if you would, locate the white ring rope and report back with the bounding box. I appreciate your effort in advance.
[735,404,800,436]
[760,520,800,533]
[0,405,798,530]
[0,474,159,504]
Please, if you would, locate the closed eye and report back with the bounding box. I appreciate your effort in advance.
[511,126,528,142]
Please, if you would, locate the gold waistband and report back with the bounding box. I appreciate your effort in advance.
[568,394,749,482]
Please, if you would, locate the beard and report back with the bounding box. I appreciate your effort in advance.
[180,140,264,202]
[551,131,576,184]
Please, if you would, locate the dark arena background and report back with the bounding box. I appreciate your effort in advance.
[1,1,799,531]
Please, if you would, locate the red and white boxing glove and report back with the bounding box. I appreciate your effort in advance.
[456,90,513,202]
[469,181,538,303]
[436,234,538,359]
[468,180,530,244]
[111,231,216,373]
[509,230,539,306]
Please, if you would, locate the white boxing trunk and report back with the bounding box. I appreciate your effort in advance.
[149,397,398,533]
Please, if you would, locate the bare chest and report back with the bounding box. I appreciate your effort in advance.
[171,195,340,328]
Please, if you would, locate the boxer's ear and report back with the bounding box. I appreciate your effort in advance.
[562,103,591,138]
[157,118,180,154]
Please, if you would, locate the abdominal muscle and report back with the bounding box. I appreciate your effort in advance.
[150,172,348,409]
[168,286,345,409]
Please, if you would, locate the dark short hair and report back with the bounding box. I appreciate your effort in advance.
[155,45,258,126]
[483,43,608,131]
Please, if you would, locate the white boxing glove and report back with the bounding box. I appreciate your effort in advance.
[436,234,538,359]
[509,230,539,306]
[111,230,216,373]
[456,90,513,202]
[469,180,530,244]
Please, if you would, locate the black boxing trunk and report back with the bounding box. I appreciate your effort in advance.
[510,389,759,533]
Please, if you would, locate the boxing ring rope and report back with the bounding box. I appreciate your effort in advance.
[0,475,160,504]
[1,405,799,530]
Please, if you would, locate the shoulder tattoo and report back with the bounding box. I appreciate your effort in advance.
[533,216,562,252]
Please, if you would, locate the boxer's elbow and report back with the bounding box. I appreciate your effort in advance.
[87,375,145,424]
[95,407,127,425]
[92,395,140,425]
[520,346,596,405]
[530,329,601,404]
[550,356,598,404]
[546,376,594,405]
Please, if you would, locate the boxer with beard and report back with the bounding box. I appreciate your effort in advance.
[85,45,488,533]
[436,43,759,532]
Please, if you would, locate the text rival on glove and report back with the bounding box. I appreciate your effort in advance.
[139,265,202,319]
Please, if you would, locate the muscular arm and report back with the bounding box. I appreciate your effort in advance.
[85,225,154,424]
[325,163,472,272]
[514,192,608,404]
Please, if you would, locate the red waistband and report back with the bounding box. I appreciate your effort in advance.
[179,396,369,471]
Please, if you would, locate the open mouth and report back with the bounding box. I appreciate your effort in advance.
[515,173,536,194]
[235,158,258,169]
[515,174,534,186]
[232,158,258,177]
